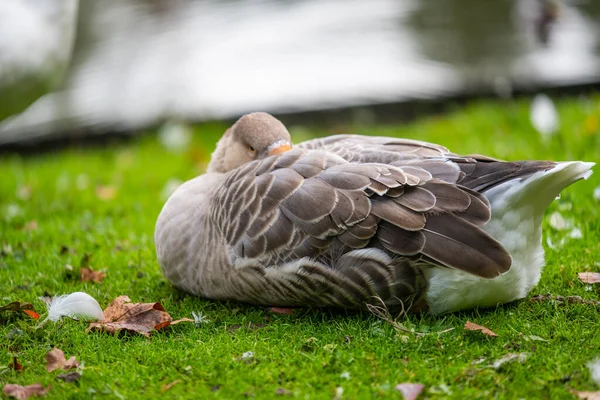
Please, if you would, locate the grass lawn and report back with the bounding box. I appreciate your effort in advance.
[1,95,599,399]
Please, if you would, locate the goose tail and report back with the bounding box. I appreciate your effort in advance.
[424,161,594,314]
[483,161,594,213]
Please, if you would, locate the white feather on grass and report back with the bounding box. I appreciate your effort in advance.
[531,94,559,137]
[43,292,104,323]
[588,358,600,387]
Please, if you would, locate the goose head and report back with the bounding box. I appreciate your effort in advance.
[207,112,292,173]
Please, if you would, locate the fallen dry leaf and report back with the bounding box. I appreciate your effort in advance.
[464,321,497,337]
[86,296,193,337]
[0,302,39,320]
[395,383,425,400]
[22,221,38,232]
[95,185,117,201]
[579,273,600,284]
[572,390,600,400]
[10,356,23,372]
[23,310,40,320]
[56,372,81,383]
[267,307,295,315]
[3,383,49,399]
[160,380,182,393]
[46,348,79,372]
[80,267,106,283]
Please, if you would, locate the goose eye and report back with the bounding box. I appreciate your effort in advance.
[247,145,255,152]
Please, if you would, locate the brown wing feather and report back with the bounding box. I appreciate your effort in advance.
[214,148,510,281]
[198,135,564,311]
[456,159,557,191]
[206,146,519,311]
[421,213,512,278]
[297,134,557,192]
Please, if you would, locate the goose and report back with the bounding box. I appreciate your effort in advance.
[155,112,594,314]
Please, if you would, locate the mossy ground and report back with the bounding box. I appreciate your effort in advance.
[1,95,599,399]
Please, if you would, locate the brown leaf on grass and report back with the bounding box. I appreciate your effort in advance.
[56,372,81,383]
[572,390,600,400]
[0,302,35,313]
[267,307,295,315]
[395,383,425,400]
[11,357,23,372]
[160,380,182,393]
[530,294,600,306]
[464,321,497,337]
[22,221,38,232]
[86,296,193,337]
[0,302,39,319]
[578,273,600,284]
[22,310,40,320]
[3,383,50,399]
[45,348,79,372]
[80,267,106,283]
[95,185,117,200]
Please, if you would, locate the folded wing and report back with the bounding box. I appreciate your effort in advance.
[212,148,512,280]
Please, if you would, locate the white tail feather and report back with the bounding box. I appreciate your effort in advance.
[426,161,595,314]
[484,161,595,212]
[44,292,104,322]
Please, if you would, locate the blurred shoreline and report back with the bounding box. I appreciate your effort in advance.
[2,82,598,155]
[1,0,599,149]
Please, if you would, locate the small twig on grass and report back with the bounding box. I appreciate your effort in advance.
[367,300,417,335]
[438,327,456,334]
[366,297,454,337]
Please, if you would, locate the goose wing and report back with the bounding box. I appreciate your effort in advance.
[213,148,511,279]
[296,134,556,191]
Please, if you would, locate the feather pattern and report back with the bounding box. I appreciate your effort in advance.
[155,116,594,314]
[158,147,513,311]
[44,292,104,322]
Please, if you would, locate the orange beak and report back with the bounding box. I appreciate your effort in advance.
[268,143,292,156]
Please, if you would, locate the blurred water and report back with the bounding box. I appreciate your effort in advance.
[0,0,78,121]
[1,0,599,145]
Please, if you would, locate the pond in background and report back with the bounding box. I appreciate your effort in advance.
[1,0,599,144]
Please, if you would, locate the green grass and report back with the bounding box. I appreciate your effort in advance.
[1,95,599,399]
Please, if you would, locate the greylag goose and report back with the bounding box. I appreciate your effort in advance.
[155,112,594,314]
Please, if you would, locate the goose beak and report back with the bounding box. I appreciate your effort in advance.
[268,141,292,156]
